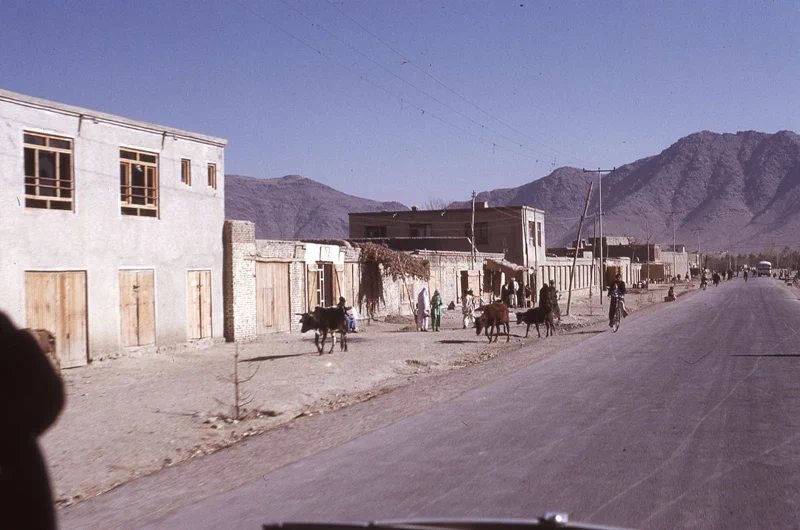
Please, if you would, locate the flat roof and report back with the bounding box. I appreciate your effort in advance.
[0,88,227,147]
[349,205,545,216]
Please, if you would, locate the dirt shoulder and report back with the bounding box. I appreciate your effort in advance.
[47,283,694,510]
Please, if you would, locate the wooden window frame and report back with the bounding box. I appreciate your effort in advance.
[23,131,74,211]
[537,222,543,247]
[181,158,192,186]
[207,163,217,189]
[475,222,489,244]
[409,223,432,238]
[365,225,387,238]
[120,148,159,217]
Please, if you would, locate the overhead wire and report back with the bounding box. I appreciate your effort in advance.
[231,0,554,164]
[323,0,591,167]
[278,0,570,162]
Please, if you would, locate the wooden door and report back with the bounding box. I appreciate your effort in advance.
[342,262,359,308]
[256,262,291,334]
[187,270,212,340]
[119,270,155,347]
[25,271,88,368]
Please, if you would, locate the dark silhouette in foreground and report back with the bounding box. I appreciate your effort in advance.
[0,312,65,530]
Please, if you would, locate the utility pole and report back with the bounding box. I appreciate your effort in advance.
[567,181,594,316]
[589,212,596,304]
[672,211,677,281]
[645,221,651,283]
[470,190,476,269]
[583,167,615,305]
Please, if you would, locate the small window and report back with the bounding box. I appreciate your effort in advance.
[409,224,432,238]
[207,163,217,189]
[475,222,489,244]
[528,221,537,246]
[120,148,159,217]
[537,222,543,247]
[24,132,74,211]
[365,225,387,238]
[181,159,191,185]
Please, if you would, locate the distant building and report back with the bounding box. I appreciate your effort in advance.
[348,204,547,271]
[0,89,226,366]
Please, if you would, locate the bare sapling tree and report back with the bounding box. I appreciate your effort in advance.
[216,343,259,420]
[423,197,450,211]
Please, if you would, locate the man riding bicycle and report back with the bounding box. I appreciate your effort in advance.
[608,272,629,327]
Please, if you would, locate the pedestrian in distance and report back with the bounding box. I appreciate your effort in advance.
[417,286,431,331]
[462,289,476,329]
[337,297,357,333]
[431,289,443,332]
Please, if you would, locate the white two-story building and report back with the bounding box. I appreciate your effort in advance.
[0,89,226,367]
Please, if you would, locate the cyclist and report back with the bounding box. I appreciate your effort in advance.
[608,272,628,327]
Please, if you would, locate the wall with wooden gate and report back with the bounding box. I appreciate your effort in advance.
[256,262,291,334]
[25,271,88,368]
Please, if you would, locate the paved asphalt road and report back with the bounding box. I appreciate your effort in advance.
[65,279,800,529]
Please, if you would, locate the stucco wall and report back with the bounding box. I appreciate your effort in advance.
[0,95,225,359]
[539,257,600,302]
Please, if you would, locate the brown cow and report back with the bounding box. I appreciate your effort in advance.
[475,301,510,343]
[23,329,59,373]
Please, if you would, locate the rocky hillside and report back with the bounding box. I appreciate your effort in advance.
[452,131,800,253]
[225,174,407,239]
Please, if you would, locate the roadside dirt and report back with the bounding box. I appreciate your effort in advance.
[44,283,692,508]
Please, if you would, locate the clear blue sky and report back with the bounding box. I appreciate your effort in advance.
[2,0,798,205]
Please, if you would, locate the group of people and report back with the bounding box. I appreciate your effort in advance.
[700,269,736,288]
[500,278,532,309]
[416,287,444,332]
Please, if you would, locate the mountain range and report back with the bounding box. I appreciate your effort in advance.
[225,174,406,240]
[450,130,800,253]
[225,130,800,253]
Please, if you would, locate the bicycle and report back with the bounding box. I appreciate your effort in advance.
[610,290,624,333]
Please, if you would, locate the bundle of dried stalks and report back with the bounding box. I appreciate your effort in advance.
[355,242,430,281]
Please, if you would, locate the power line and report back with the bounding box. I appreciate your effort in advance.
[276,0,564,162]
[323,0,591,167]
[232,0,548,164]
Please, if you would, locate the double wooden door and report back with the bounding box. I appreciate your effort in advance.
[25,271,88,368]
[256,262,291,334]
[119,270,155,347]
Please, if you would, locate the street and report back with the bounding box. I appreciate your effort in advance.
[62,279,800,529]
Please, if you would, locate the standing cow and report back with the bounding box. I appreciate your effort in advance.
[515,307,555,338]
[299,306,348,354]
[475,301,510,343]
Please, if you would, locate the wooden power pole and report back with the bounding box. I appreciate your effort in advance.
[566,181,594,316]
[470,190,476,269]
[583,168,614,305]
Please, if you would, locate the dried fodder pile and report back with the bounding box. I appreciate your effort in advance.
[354,243,430,319]
[355,242,430,281]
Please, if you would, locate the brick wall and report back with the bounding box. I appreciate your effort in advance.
[223,220,257,342]
[289,261,306,332]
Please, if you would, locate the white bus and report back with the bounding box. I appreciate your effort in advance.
[757,261,772,277]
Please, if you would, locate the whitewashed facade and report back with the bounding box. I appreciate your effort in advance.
[0,89,226,365]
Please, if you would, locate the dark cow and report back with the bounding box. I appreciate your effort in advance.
[515,307,555,338]
[475,301,510,343]
[299,306,348,354]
